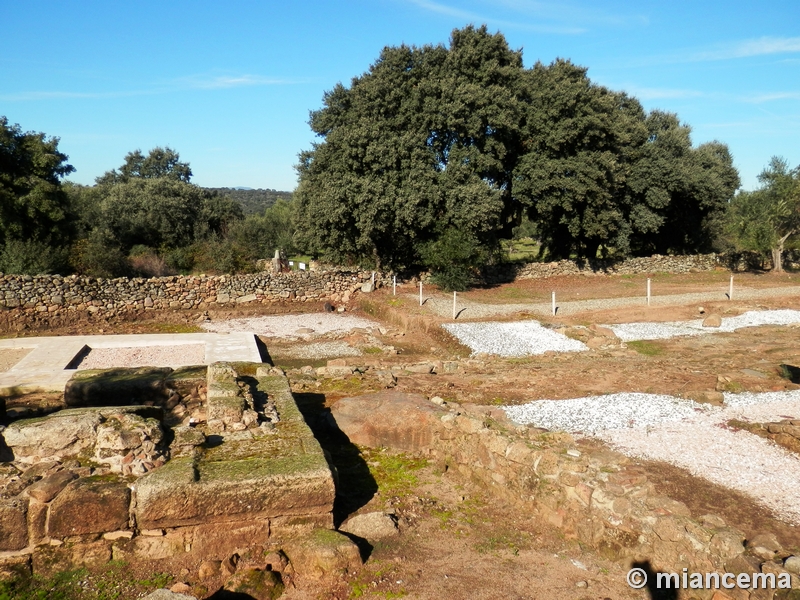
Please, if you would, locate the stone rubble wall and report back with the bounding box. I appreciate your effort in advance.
[0,269,387,316]
[0,251,794,319]
[484,253,721,283]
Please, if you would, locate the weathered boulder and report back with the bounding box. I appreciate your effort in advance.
[339,512,399,540]
[330,391,443,453]
[25,470,77,503]
[702,314,722,328]
[65,367,172,407]
[282,529,362,579]
[48,477,131,537]
[3,409,102,463]
[3,406,164,471]
[0,498,28,551]
[223,568,285,599]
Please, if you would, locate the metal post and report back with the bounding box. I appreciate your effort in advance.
[393,275,396,296]
[647,278,651,306]
[551,291,556,316]
[729,275,733,300]
[453,291,457,319]
[419,282,423,306]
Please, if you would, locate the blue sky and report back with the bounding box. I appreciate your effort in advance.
[1,1,798,192]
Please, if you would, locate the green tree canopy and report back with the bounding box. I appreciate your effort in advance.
[295,26,740,271]
[96,146,192,185]
[295,25,523,270]
[0,116,75,247]
[727,156,799,271]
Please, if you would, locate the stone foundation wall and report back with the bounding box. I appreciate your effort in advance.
[0,366,335,579]
[331,392,800,594]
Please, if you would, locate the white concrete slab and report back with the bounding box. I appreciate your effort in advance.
[0,332,262,394]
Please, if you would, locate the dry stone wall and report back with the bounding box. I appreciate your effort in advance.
[0,251,793,320]
[0,269,386,317]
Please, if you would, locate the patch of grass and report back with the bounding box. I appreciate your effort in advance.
[363,448,427,498]
[474,529,526,555]
[362,346,383,355]
[626,340,664,356]
[145,322,204,334]
[0,562,172,600]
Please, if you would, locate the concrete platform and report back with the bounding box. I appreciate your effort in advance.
[0,332,262,394]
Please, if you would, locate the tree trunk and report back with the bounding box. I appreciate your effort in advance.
[772,247,783,273]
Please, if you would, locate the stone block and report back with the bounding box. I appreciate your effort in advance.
[48,477,131,537]
[223,568,284,600]
[339,512,398,540]
[64,367,172,407]
[135,373,335,530]
[283,529,362,580]
[190,519,271,558]
[26,470,77,503]
[330,391,443,453]
[33,539,112,576]
[0,497,28,551]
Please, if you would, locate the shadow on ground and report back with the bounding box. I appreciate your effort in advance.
[294,392,378,528]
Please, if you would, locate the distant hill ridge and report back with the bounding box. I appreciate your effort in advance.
[204,187,293,216]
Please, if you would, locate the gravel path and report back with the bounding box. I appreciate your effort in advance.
[443,321,587,356]
[200,313,380,338]
[278,341,362,359]
[416,285,800,319]
[607,309,800,341]
[505,390,800,524]
[75,344,207,369]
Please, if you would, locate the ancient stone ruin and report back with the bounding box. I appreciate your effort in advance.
[0,362,357,585]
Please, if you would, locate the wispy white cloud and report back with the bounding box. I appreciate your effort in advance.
[405,0,587,34]
[691,36,800,61]
[0,73,303,101]
[176,74,301,89]
[743,91,800,103]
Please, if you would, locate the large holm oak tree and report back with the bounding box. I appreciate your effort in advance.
[295,26,740,269]
[295,26,523,270]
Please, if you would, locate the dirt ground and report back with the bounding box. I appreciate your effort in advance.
[4,270,800,599]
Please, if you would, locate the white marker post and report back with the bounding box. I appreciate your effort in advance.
[729,275,734,301]
[551,291,556,316]
[647,278,651,306]
[419,282,423,306]
[453,291,457,319]
[371,272,375,285]
[393,275,396,296]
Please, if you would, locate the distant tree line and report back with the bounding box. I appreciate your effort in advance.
[203,188,292,216]
[0,125,298,277]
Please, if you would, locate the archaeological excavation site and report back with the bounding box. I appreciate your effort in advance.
[2,261,800,600]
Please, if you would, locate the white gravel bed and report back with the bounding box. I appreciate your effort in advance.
[201,313,380,339]
[504,393,708,434]
[278,341,362,359]
[505,389,800,524]
[75,344,206,369]
[608,309,800,342]
[443,321,587,356]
